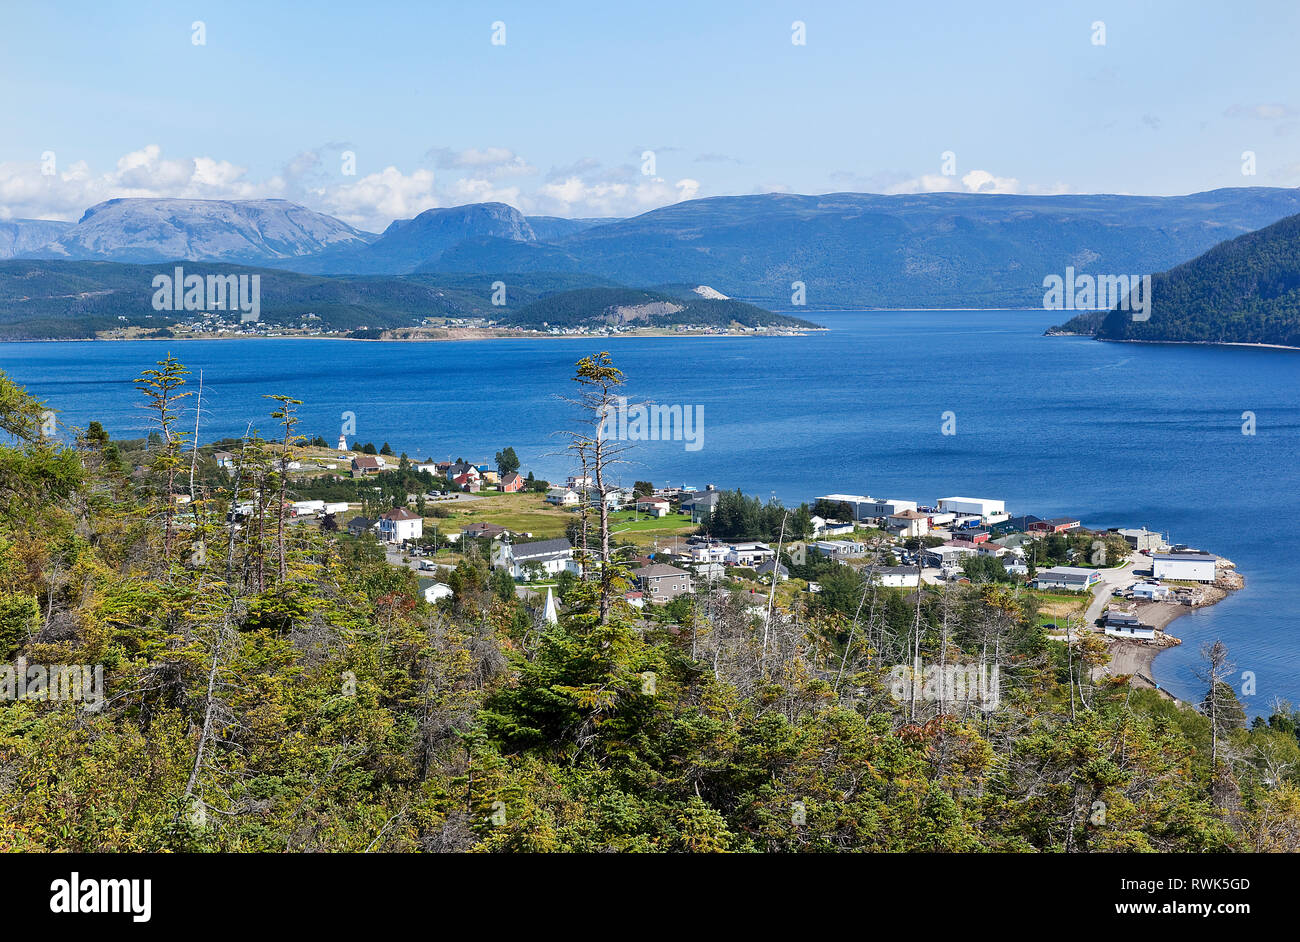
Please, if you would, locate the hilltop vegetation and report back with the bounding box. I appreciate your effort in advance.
[3,353,1300,853]
[1051,212,1300,347]
[0,261,630,339]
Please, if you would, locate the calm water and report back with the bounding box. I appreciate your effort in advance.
[2,311,1297,712]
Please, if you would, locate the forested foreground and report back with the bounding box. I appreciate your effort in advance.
[2,357,1300,853]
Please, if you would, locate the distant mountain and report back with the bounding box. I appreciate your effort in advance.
[0,218,73,259]
[524,216,619,241]
[14,188,1300,310]
[501,286,816,330]
[1050,211,1300,348]
[25,198,374,264]
[428,188,1300,308]
[292,203,536,275]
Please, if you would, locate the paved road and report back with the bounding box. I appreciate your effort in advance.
[383,544,455,577]
[1084,560,1141,626]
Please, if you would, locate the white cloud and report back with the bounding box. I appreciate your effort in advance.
[427,146,535,177]
[533,175,699,216]
[879,168,1070,196]
[0,145,707,228]
[0,145,275,221]
[1225,103,1296,120]
[309,166,440,231]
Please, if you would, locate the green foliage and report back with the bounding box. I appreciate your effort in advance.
[1055,212,1300,347]
[701,490,813,542]
[0,360,1296,854]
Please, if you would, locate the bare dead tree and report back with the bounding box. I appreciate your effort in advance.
[552,352,641,624]
[1196,639,1236,774]
[266,395,304,582]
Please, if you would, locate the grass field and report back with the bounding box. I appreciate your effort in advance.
[439,491,573,539]
[430,495,700,548]
[1028,590,1091,618]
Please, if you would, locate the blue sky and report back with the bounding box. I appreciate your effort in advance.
[2,0,1299,230]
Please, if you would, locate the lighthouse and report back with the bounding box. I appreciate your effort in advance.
[337,434,348,452]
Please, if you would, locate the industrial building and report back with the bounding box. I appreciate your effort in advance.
[817,494,918,521]
[937,497,1006,519]
[1151,552,1217,583]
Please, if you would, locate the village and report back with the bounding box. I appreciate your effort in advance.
[187,435,1245,697]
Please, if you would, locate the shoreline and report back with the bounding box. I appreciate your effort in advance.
[3,326,828,344]
[1100,570,1244,704]
[1046,331,1300,352]
[1097,337,1300,352]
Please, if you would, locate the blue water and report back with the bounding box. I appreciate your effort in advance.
[1,311,1297,713]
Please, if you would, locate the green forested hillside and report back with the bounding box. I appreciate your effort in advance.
[1,356,1298,852]
[1052,212,1300,347]
[0,261,623,339]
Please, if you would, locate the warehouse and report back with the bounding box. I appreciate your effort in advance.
[937,497,1006,518]
[1151,552,1217,583]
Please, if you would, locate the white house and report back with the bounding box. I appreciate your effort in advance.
[1131,581,1171,601]
[810,516,855,537]
[1151,552,1216,583]
[873,566,920,588]
[492,538,581,579]
[921,541,983,568]
[888,510,931,538]
[423,583,454,603]
[378,507,423,544]
[636,497,670,518]
[545,488,580,507]
[1032,566,1101,591]
[688,543,730,564]
[1104,611,1156,640]
[726,542,775,567]
[812,540,869,560]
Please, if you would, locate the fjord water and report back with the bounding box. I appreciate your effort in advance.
[2,310,1297,712]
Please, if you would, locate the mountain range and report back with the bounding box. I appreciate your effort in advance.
[9,189,1300,310]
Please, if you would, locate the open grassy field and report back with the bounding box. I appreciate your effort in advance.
[1028,590,1091,619]
[439,491,574,539]
[608,510,697,548]
[431,495,700,548]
